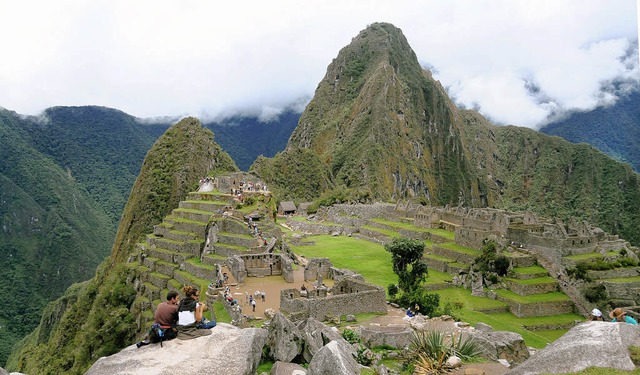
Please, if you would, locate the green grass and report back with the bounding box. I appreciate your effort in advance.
[495,289,570,303]
[186,257,216,270]
[565,253,604,261]
[424,269,453,284]
[290,235,398,288]
[185,199,229,205]
[505,276,557,285]
[368,218,455,240]
[602,276,640,283]
[435,288,507,310]
[212,301,232,323]
[361,224,400,237]
[437,242,482,255]
[512,265,547,275]
[423,253,455,262]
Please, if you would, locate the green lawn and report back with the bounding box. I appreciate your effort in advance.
[565,253,604,261]
[505,276,557,285]
[290,235,398,288]
[512,265,548,275]
[361,224,400,238]
[602,276,640,283]
[495,289,570,303]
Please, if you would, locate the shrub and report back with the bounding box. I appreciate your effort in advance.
[342,329,360,344]
[388,283,399,298]
[584,284,608,303]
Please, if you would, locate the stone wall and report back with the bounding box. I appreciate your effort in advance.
[304,258,333,281]
[227,253,295,284]
[279,278,387,321]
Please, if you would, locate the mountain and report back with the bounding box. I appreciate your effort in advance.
[7,117,238,374]
[206,110,300,171]
[540,90,640,173]
[0,109,115,365]
[252,22,640,246]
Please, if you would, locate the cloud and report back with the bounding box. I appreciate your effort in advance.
[0,0,637,129]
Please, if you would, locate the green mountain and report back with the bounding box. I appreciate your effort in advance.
[0,109,115,365]
[252,22,640,246]
[7,117,238,374]
[540,90,640,173]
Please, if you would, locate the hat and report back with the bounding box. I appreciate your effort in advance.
[609,307,625,319]
[591,308,602,317]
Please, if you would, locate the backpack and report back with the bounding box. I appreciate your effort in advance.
[149,323,177,346]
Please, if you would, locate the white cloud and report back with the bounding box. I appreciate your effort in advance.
[0,0,637,128]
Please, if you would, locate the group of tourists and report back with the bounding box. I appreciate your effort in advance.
[136,285,216,348]
[589,307,638,324]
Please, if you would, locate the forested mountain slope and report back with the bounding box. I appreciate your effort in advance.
[7,118,238,374]
[0,110,114,365]
[540,90,640,173]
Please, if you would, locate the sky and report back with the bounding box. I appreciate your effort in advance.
[0,0,638,129]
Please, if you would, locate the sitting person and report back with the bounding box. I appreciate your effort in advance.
[177,285,216,339]
[589,308,605,321]
[137,290,180,347]
[610,308,638,324]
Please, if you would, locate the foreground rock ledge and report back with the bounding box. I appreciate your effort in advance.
[506,321,640,375]
[85,323,266,375]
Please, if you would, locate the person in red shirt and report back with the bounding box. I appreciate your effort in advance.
[137,291,180,347]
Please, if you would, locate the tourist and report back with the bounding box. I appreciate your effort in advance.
[609,308,638,324]
[177,285,216,339]
[251,298,256,312]
[261,291,266,302]
[136,290,180,347]
[589,308,604,321]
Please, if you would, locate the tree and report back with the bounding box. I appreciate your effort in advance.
[385,237,427,291]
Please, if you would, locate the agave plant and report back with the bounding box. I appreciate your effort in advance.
[406,330,480,374]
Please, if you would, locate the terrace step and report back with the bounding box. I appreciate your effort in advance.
[179,200,229,213]
[187,191,235,203]
[153,225,199,242]
[431,243,481,265]
[503,251,536,268]
[217,232,258,248]
[147,272,172,290]
[510,265,549,280]
[504,277,559,296]
[146,246,193,264]
[494,290,574,317]
[202,253,228,267]
[359,227,394,242]
[184,259,217,281]
[171,207,214,223]
[141,281,162,302]
[163,216,208,238]
[147,235,203,256]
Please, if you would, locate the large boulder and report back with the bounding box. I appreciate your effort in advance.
[506,321,640,375]
[297,317,343,362]
[357,325,413,349]
[470,328,530,364]
[270,361,307,375]
[85,324,266,375]
[307,340,359,375]
[266,313,305,362]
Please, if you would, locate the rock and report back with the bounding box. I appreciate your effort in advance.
[307,340,359,375]
[446,355,462,368]
[470,329,530,365]
[297,317,343,362]
[474,322,494,332]
[346,314,356,322]
[506,321,640,375]
[498,359,511,367]
[358,325,413,349]
[85,323,266,375]
[264,308,276,319]
[266,313,305,363]
[270,361,307,375]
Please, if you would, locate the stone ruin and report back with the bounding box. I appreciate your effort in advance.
[279,258,387,321]
[227,253,294,284]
